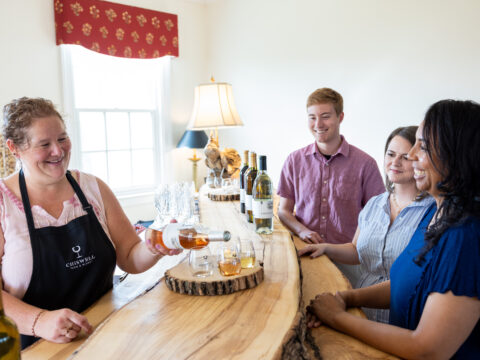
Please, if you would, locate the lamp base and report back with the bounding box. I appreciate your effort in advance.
[189,156,202,192]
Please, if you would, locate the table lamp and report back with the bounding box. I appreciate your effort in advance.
[176,130,209,191]
[187,77,244,144]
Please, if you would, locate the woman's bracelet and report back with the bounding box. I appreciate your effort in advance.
[32,309,46,337]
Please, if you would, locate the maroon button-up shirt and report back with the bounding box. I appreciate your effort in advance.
[277,137,385,244]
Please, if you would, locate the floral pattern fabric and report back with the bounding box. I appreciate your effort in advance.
[54,0,178,59]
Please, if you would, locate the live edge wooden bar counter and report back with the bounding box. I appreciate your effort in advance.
[22,192,397,360]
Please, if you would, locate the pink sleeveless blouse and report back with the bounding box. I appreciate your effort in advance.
[0,171,113,299]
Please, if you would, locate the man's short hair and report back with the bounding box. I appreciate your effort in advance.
[306,88,343,116]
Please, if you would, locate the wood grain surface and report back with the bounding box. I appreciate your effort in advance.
[25,191,303,359]
[294,237,399,360]
[21,253,186,360]
[22,190,399,359]
[273,192,397,359]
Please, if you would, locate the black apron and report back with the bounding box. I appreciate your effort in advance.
[19,170,116,349]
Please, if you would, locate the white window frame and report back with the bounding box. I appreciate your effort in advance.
[76,108,159,196]
[59,45,173,201]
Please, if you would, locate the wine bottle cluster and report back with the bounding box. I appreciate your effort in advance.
[240,151,274,234]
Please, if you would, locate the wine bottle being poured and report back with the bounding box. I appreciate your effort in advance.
[146,223,231,250]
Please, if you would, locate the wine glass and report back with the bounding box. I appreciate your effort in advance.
[170,182,183,221]
[231,176,240,190]
[154,183,171,226]
[221,178,233,187]
[189,247,215,278]
[217,239,241,276]
[239,238,256,269]
[214,174,222,189]
[221,178,235,194]
[176,182,191,224]
[206,168,217,188]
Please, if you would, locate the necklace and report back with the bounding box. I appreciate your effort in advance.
[391,191,419,211]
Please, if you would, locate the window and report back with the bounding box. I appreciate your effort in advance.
[77,110,154,190]
[61,45,170,195]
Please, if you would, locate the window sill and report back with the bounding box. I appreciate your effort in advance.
[116,191,156,222]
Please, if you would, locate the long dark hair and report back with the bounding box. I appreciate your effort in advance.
[415,99,480,263]
[384,126,418,194]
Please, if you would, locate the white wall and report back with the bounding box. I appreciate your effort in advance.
[205,0,480,185]
[0,1,63,107]
[0,0,209,221]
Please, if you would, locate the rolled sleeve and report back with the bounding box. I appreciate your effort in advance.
[277,155,295,201]
[361,159,385,206]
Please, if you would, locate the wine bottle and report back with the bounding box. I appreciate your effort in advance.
[252,155,274,234]
[0,275,21,360]
[239,150,249,214]
[244,152,258,223]
[146,223,231,250]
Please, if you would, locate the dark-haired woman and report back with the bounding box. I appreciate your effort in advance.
[299,126,433,323]
[307,99,480,359]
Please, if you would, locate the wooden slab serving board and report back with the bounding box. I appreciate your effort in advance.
[165,261,264,295]
[207,192,240,201]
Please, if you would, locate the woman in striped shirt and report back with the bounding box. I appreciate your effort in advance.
[299,126,434,323]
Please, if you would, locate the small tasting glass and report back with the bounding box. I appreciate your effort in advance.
[217,240,241,276]
[221,178,233,188]
[239,238,256,269]
[189,247,215,278]
[221,178,236,195]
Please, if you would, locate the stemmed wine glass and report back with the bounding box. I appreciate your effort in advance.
[154,183,171,226]
[154,181,198,226]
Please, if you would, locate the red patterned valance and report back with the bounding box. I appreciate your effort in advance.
[54,0,178,59]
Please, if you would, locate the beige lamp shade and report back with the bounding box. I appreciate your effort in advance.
[187,82,244,130]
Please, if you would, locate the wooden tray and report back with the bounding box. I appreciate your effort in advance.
[207,192,240,201]
[164,261,264,296]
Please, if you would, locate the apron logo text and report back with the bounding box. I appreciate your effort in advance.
[66,254,96,270]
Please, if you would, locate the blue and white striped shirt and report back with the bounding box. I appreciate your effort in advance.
[355,191,435,323]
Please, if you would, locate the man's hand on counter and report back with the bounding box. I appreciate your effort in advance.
[298,229,324,244]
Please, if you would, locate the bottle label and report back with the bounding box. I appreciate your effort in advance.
[161,223,183,249]
[240,189,245,202]
[245,194,253,210]
[252,199,273,219]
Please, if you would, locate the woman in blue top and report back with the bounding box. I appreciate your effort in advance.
[299,126,434,323]
[307,99,480,359]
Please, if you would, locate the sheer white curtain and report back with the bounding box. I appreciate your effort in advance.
[60,44,172,193]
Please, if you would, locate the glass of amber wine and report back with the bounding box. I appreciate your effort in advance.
[217,240,241,276]
[239,238,256,269]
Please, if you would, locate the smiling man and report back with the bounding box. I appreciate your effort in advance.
[277,88,385,247]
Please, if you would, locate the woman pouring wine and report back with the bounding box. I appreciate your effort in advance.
[0,97,181,349]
